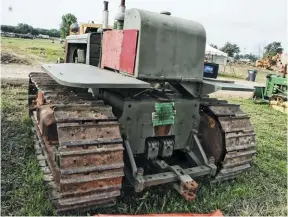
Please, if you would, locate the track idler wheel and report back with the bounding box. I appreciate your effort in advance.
[199,102,256,182]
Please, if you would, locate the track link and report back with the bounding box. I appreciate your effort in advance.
[28,72,124,213]
[200,99,256,182]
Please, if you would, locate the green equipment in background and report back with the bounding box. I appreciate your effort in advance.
[252,74,288,113]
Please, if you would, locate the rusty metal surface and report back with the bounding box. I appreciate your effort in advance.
[60,163,124,175]
[198,112,224,164]
[178,180,198,201]
[218,116,253,132]
[170,165,199,201]
[199,102,257,182]
[37,105,58,142]
[207,104,246,116]
[28,72,124,213]
[225,132,256,152]
[53,105,116,122]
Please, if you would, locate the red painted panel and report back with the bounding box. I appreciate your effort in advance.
[120,30,138,75]
[101,30,124,70]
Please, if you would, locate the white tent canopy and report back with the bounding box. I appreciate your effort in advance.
[205,44,228,57]
[205,44,228,65]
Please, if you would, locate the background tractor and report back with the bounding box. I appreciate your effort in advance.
[253,74,288,113]
[28,0,256,213]
[69,2,112,35]
[253,50,288,113]
[69,22,103,35]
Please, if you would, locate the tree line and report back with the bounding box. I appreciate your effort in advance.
[1,23,60,37]
[1,13,78,39]
[210,41,283,62]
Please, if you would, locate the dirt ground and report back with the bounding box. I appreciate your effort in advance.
[1,46,44,85]
[1,52,31,65]
[1,64,42,85]
[209,89,253,99]
[208,76,265,99]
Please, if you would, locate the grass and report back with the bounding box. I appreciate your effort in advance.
[1,86,55,216]
[1,85,287,216]
[218,64,273,83]
[218,72,244,80]
[1,37,64,63]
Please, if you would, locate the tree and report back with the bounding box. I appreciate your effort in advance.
[113,21,117,30]
[234,53,258,62]
[16,23,33,34]
[60,13,77,38]
[209,44,218,49]
[1,25,16,32]
[244,53,258,62]
[220,42,240,57]
[1,24,61,37]
[234,54,241,60]
[263,41,282,58]
[31,28,39,36]
[50,29,60,37]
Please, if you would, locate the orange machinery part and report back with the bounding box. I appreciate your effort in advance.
[95,209,223,217]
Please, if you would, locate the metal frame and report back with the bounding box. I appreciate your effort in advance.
[123,139,216,197]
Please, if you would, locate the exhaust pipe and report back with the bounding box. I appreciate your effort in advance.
[114,0,126,30]
[120,0,126,7]
[102,1,109,29]
[160,11,171,16]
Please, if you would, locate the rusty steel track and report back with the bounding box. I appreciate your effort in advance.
[28,72,124,213]
[200,99,256,182]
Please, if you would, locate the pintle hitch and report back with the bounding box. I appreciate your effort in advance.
[155,160,199,200]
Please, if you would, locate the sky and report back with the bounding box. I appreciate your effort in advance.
[1,0,288,55]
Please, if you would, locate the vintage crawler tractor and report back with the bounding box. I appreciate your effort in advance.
[28,0,256,213]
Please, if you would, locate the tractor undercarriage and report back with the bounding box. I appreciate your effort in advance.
[28,72,256,213]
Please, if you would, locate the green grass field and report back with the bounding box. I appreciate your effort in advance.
[1,86,287,216]
[1,37,64,63]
